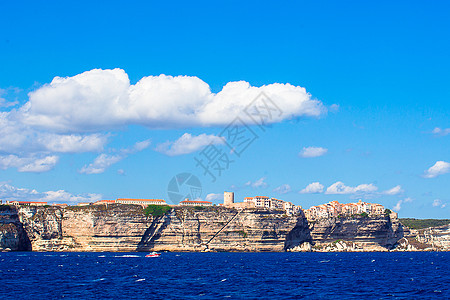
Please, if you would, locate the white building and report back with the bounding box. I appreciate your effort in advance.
[180,199,213,207]
[243,196,299,215]
[6,201,48,207]
[116,198,167,207]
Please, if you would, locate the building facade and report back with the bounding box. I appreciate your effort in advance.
[116,198,167,207]
[180,199,213,207]
[305,200,387,220]
[6,201,48,207]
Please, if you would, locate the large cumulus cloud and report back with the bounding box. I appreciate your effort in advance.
[20,68,327,133]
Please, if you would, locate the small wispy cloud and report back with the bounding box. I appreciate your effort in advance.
[205,193,224,202]
[325,181,378,195]
[393,197,413,211]
[0,88,19,108]
[79,139,150,174]
[245,177,268,189]
[423,161,450,178]
[432,199,447,208]
[273,184,291,194]
[299,146,328,158]
[299,182,325,194]
[382,185,404,196]
[432,127,450,137]
[155,133,224,156]
[0,154,59,173]
[0,182,102,204]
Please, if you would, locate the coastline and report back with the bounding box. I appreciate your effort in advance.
[1,204,449,253]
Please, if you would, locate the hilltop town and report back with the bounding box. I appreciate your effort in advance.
[1,191,392,220]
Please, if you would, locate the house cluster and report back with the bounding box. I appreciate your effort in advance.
[304,200,386,220]
[223,192,301,215]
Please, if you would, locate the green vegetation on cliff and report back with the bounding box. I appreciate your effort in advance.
[400,218,450,229]
[144,205,172,217]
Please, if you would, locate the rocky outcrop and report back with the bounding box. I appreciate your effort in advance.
[0,206,31,251]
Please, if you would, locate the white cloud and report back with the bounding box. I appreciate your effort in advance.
[17,155,59,173]
[40,134,107,153]
[404,197,413,203]
[393,197,413,212]
[432,199,446,208]
[0,99,18,108]
[19,69,326,133]
[299,146,328,158]
[299,182,325,194]
[0,182,40,200]
[0,182,101,204]
[393,200,402,211]
[42,190,102,204]
[79,139,150,174]
[155,133,224,156]
[325,181,378,195]
[79,154,123,175]
[383,185,404,195]
[329,104,340,113]
[245,177,268,188]
[0,89,19,108]
[0,154,59,173]
[0,113,108,155]
[423,161,450,178]
[205,193,224,202]
[0,112,107,173]
[432,127,450,136]
[0,70,326,173]
[273,184,291,194]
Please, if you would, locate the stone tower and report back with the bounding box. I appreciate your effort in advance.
[224,192,234,207]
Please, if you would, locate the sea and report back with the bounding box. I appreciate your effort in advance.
[1,252,449,299]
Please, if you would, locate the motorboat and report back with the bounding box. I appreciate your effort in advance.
[145,252,161,257]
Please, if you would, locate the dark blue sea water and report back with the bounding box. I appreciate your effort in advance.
[1,252,449,299]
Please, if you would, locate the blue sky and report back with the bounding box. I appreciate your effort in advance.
[0,0,449,218]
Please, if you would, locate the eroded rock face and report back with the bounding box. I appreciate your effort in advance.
[394,224,450,251]
[18,204,153,252]
[0,205,420,252]
[0,207,31,251]
[138,207,299,252]
[306,214,404,251]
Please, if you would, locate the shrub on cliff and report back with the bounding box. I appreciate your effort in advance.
[0,205,13,211]
[144,205,171,217]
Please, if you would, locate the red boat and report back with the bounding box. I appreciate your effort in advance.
[145,252,161,257]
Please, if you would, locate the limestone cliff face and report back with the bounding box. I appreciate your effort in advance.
[18,204,153,251]
[394,224,450,251]
[138,207,299,252]
[0,206,31,251]
[0,205,418,252]
[416,225,450,250]
[304,214,404,251]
